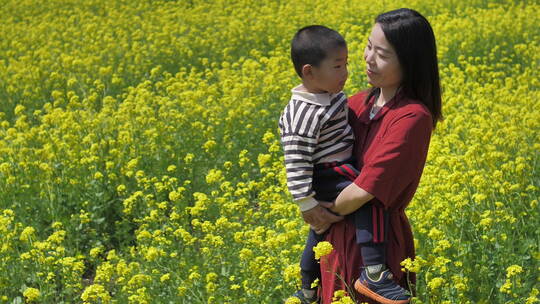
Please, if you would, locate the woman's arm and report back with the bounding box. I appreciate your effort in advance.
[335,110,433,214]
[332,183,374,215]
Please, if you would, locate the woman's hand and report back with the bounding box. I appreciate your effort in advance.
[301,204,343,234]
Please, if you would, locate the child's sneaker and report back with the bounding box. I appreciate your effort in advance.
[288,289,318,304]
[354,268,411,304]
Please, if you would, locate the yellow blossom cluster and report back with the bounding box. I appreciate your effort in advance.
[313,241,334,260]
[0,0,538,303]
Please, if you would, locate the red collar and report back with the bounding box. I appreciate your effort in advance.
[358,89,404,124]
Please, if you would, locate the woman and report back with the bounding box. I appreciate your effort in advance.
[319,8,442,304]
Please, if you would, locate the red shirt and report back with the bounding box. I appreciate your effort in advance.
[320,90,433,303]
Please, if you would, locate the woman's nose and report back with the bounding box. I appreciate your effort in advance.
[364,48,374,63]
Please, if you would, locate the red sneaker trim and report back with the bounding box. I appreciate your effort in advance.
[354,279,410,304]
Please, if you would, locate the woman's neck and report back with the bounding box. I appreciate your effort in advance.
[376,86,400,107]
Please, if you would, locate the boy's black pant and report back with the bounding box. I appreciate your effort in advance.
[300,160,388,289]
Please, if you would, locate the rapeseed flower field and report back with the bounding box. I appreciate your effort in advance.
[0,0,538,303]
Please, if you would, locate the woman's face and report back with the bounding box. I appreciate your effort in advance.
[364,23,402,90]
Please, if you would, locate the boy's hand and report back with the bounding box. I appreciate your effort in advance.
[302,204,343,234]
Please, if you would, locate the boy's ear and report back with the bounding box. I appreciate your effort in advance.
[301,64,313,79]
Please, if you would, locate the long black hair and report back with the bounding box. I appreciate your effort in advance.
[367,8,442,128]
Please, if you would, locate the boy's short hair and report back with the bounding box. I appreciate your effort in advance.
[291,25,347,78]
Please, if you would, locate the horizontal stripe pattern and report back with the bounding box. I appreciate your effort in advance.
[279,92,354,201]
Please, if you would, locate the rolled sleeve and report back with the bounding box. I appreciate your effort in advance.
[297,196,319,212]
[354,112,432,208]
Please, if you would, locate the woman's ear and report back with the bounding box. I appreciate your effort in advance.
[301,64,313,79]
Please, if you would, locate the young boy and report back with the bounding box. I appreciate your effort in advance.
[279,25,410,304]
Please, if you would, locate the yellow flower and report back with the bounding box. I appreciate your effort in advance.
[433,239,451,253]
[89,246,104,258]
[178,286,187,296]
[168,190,182,202]
[206,272,218,282]
[313,241,333,260]
[238,149,250,167]
[526,288,539,304]
[203,140,216,153]
[47,230,66,244]
[160,273,170,282]
[479,217,492,228]
[331,290,355,303]
[126,158,138,170]
[106,249,118,261]
[19,226,35,242]
[285,297,301,304]
[0,1,537,302]
[14,104,26,116]
[506,265,523,278]
[206,281,217,293]
[126,274,151,289]
[427,277,445,290]
[188,271,201,282]
[184,153,194,164]
[427,227,444,240]
[23,287,40,302]
[500,280,513,294]
[117,184,127,193]
[283,264,300,283]
[257,153,271,167]
[205,169,224,184]
[143,246,163,261]
[81,284,111,303]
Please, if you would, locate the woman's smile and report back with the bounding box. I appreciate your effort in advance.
[366,68,377,77]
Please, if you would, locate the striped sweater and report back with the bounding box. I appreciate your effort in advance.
[278,84,354,211]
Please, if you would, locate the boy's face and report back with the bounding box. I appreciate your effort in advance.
[305,46,349,94]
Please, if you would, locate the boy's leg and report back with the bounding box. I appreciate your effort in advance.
[313,160,359,202]
[354,203,411,303]
[354,202,387,268]
[293,228,326,303]
[300,228,326,289]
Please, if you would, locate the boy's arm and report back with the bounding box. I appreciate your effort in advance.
[279,101,320,211]
[279,101,343,231]
[332,182,374,215]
